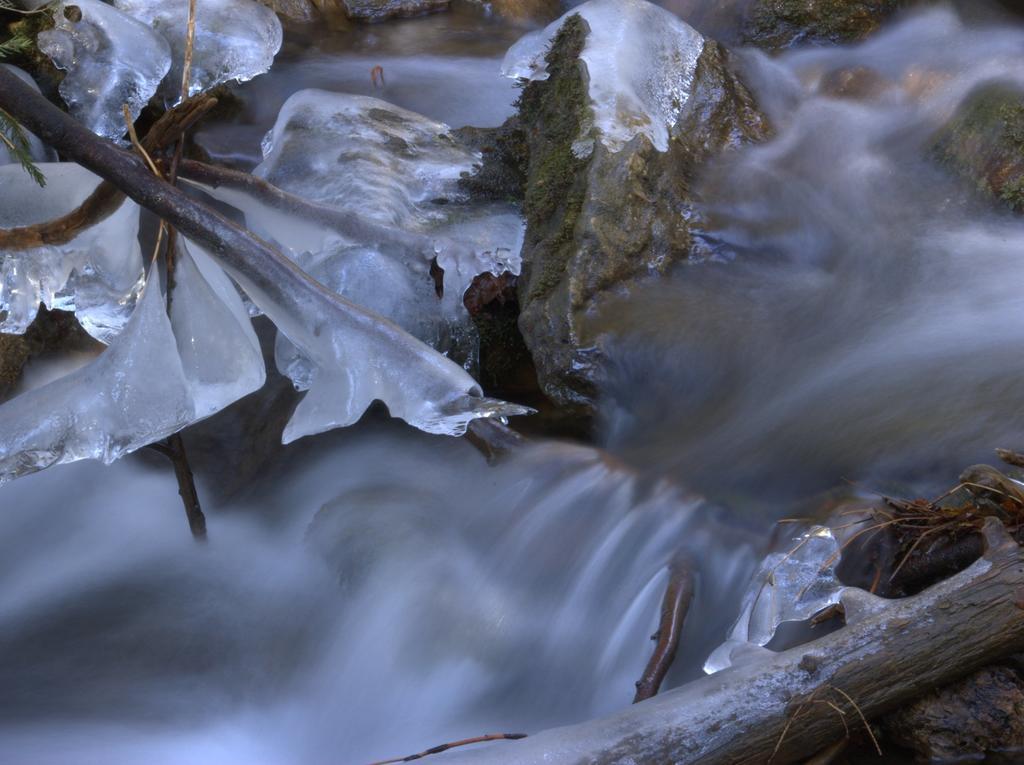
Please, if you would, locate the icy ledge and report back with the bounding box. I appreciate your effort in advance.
[114,0,282,101]
[501,0,705,153]
[0,247,264,484]
[704,525,866,673]
[0,162,144,342]
[38,0,171,140]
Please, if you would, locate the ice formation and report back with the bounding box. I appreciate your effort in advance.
[0,66,54,167]
[257,91,478,230]
[0,271,190,482]
[0,163,144,343]
[38,0,171,140]
[501,0,705,152]
[200,235,531,440]
[228,92,523,304]
[114,0,282,100]
[188,90,524,391]
[0,249,267,483]
[704,526,846,673]
[170,240,265,417]
[273,242,447,391]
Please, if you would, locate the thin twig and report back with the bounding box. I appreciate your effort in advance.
[365,733,528,765]
[634,553,695,703]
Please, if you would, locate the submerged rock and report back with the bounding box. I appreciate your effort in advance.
[740,0,915,50]
[340,0,449,22]
[884,665,1024,762]
[480,0,768,411]
[934,82,1024,213]
[0,334,29,401]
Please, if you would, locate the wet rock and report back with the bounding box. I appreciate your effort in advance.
[818,65,894,101]
[740,0,917,50]
[0,308,96,401]
[933,82,1024,213]
[0,334,30,400]
[257,0,321,22]
[471,9,768,411]
[340,0,448,21]
[884,665,1024,762]
[464,0,560,23]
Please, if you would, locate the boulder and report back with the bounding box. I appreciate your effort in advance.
[468,0,769,412]
[339,0,448,21]
[740,0,916,50]
[884,665,1024,762]
[933,82,1024,213]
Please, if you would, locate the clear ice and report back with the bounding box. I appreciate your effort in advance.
[0,250,267,483]
[171,240,266,418]
[38,0,171,140]
[501,0,705,153]
[199,233,531,441]
[256,90,479,231]
[242,91,523,307]
[189,90,524,397]
[0,66,55,167]
[0,162,144,343]
[114,0,282,100]
[0,271,190,482]
[704,526,846,673]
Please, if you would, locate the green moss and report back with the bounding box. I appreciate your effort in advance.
[516,13,591,304]
[743,0,904,49]
[933,83,1024,213]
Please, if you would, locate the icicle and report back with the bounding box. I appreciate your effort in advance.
[113,0,282,101]
[38,0,171,140]
[0,163,144,343]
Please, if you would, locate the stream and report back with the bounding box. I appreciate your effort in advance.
[4,1,1024,763]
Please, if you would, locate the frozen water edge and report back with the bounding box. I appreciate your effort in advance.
[0,163,144,342]
[38,0,170,140]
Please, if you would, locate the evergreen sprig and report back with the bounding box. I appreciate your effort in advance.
[0,18,46,187]
[0,108,46,187]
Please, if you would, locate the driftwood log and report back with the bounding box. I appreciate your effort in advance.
[438,518,1024,764]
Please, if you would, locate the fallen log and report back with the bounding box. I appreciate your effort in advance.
[438,518,1024,764]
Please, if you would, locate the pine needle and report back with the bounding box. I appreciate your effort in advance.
[0,108,45,186]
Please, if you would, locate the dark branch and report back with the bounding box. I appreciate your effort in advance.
[633,553,695,703]
[177,158,441,255]
[366,733,528,765]
[0,93,218,251]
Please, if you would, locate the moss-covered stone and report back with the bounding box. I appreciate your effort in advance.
[933,82,1024,213]
[740,0,919,50]
[464,16,769,412]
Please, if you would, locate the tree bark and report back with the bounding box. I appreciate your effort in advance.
[438,518,1024,764]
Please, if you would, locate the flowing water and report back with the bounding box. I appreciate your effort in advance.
[4,1,1024,762]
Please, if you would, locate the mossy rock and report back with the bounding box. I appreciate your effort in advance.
[465,14,769,412]
[933,82,1024,213]
[740,0,921,50]
[0,333,30,400]
[0,308,96,401]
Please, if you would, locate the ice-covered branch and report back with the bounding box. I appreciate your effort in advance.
[0,67,530,438]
